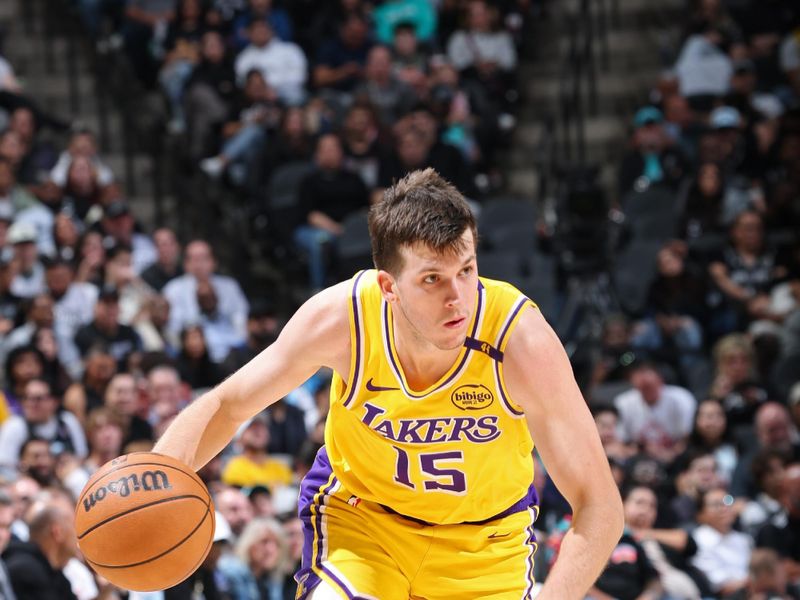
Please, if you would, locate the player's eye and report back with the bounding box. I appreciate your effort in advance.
[423,274,438,284]
[460,266,474,276]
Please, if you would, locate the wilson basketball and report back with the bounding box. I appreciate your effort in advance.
[74,452,215,591]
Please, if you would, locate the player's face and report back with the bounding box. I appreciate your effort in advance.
[389,229,478,351]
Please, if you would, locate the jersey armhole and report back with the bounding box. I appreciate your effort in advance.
[495,297,538,418]
[339,270,368,409]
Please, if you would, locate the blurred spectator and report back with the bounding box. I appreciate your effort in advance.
[0,378,88,473]
[49,129,114,191]
[618,107,687,195]
[614,360,696,463]
[7,222,45,299]
[0,158,39,219]
[781,25,800,98]
[82,406,125,473]
[157,0,206,133]
[233,517,292,600]
[670,450,721,527]
[265,399,306,458]
[0,346,46,422]
[234,20,307,106]
[731,402,800,499]
[1,293,55,374]
[141,228,183,292]
[232,0,294,49]
[183,29,238,160]
[0,257,19,340]
[134,294,177,354]
[390,22,429,96]
[74,285,143,365]
[95,200,158,275]
[731,547,800,600]
[591,403,637,465]
[123,0,178,88]
[222,413,293,490]
[245,484,274,518]
[678,162,726,241]
[74,231,105,286]
[58,156,106,222]
[0,491,16,600]
[374,0,437,46]
[313,13,373,97]
[685,398,739,486]
[755,462,800,583]
[4,493,79,599]
[586,519,662,600]
[146,364,186,435]
[622,485,709,599]
[690,487,752,597]
[62,348,117,426]
[222,300,281,374]
[175,324,224,389]
[32,327,71,397]
[102,244,155,326]
[340,102,382,189]
[739,448,789,537]
[632,243,706,377]
[707,333,769,432]
[17,438,57,487]
[45,258,97,379]
[674,25,734,104]
[446,0,517,107]
[354,45,416,127]
[200,69,281,185]
[103,372,153,446]
[294,133,369,291]
[707,210,787,338]
[215,486,254,540]
[163,239,249,341]
[261,105,315,173]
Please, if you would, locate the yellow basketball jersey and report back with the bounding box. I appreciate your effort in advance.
[324,270,537,525]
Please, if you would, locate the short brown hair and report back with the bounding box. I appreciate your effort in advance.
[368,168,476,273]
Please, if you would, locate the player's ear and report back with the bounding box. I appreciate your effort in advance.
[376,270,397,302]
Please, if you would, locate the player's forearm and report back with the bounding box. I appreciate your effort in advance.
[536,501,624,600]
[153,389,241,470]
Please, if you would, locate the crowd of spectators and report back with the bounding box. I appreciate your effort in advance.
[0,0,799,599]
[563,0,800,598]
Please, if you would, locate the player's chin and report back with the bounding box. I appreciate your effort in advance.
[436,334,467,351]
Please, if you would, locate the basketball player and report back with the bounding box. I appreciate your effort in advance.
[154,169,624,599]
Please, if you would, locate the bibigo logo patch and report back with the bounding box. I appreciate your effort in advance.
[451,384,494,410]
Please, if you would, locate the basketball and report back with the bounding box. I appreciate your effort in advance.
[74,452,215,592]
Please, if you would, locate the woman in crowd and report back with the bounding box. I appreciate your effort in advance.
[234,517,293,600]
[684,398,738,486]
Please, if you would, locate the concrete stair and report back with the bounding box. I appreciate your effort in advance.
[504,0,683,198]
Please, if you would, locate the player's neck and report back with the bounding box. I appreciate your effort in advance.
[392,325,461,391]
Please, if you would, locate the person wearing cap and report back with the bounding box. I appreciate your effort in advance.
[6,221,46,299]
[73,284,142,365]
[96,199,157,275]
[618,106,686,194]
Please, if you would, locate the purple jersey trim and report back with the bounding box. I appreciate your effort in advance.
[343,270,368,408]
[494,296,530,416]
[523,508,539,599]
[382,281,485,399]
[463,336,504,362]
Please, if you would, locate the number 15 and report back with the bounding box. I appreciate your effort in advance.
[392,446,467,495]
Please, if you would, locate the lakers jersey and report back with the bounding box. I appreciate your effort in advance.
[324,270,537,525]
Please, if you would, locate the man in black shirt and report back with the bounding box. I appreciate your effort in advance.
[141,227,184,291]
[3,494,78,600]
[756,463,800,579]
[293,133,369,291]
[74,285,142,367]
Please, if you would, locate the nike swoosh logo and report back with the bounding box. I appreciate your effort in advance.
[365,378,400,392]
[488,531,511,539]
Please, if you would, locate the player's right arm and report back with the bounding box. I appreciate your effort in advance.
[153,282,352,470]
